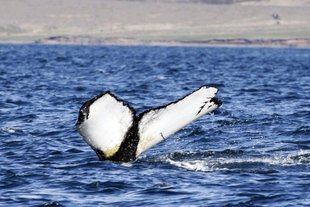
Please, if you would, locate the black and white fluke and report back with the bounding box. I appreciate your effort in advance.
[76,86,222,162]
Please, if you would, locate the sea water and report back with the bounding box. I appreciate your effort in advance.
[0,44,309,206]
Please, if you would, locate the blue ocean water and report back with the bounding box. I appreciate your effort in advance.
[0,44,309,206]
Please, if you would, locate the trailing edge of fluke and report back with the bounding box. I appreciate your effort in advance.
[76,85,222,162]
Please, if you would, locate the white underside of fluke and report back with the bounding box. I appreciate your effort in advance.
[77,86,220,160]
[136,86,218,156]
[77,93,134,157]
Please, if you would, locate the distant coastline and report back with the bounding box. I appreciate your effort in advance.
[38,36,310,48]
[1,36,310,48]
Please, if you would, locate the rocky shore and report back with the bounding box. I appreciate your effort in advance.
[32,36,310,47]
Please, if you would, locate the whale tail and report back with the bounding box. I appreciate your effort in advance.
[76,86,221,162]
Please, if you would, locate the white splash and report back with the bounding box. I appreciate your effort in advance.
[2,127,16,133]
[165,150,310,172]
[167,159,220,172]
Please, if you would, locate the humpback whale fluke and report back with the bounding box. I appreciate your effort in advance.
[76,86,222,162]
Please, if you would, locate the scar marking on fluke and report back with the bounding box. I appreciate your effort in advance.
[160,132,166,140]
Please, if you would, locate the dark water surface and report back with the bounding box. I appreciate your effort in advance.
[0,44,309,206]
